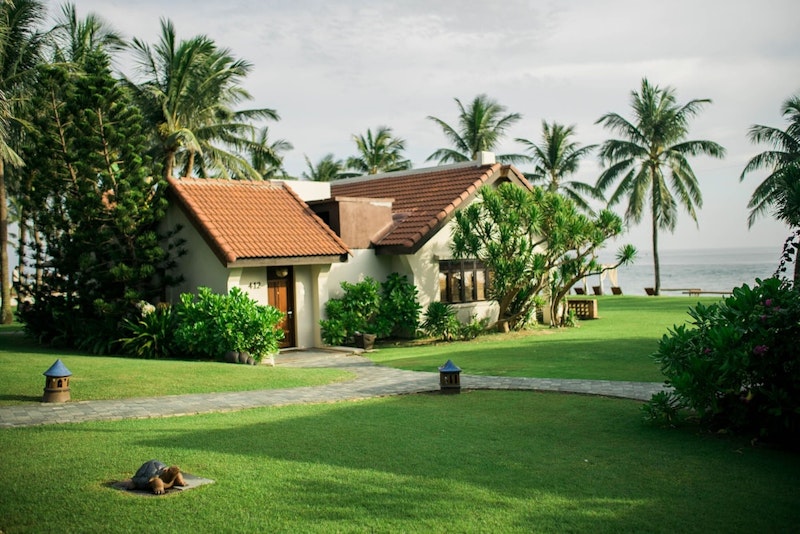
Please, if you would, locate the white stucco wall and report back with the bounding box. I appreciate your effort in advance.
[410,219,499,324]
[228,267,269,304]
[292,264,322,348]
[162,205,230,303]
[326,249,394,299]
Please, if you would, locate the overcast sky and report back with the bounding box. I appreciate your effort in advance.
[67,0,799,256]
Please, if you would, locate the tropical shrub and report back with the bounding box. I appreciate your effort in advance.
[457,315,491,340]
[378,273,422,338]
[321,275,422,345]
[172,287,284,362]
[421,306,490,342]
[649,277,800,445]
[319,299,349,346]
[642,391,683,427]
[119,303,177,359]
[421,301,459,341]
[320,278,383,345]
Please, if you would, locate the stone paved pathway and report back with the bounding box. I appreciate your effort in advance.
[0,350,669,428]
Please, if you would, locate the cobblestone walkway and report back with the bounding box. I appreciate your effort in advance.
[0,350,669,428]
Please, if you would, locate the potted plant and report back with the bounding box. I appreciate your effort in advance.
[354,331,377,350]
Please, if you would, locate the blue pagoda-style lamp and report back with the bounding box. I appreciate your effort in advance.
[438,359,461,394]
[42,359,72,403]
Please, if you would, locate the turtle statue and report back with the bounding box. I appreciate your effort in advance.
[127,459,186,494]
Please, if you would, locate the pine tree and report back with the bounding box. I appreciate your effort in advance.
[21,51,176,350]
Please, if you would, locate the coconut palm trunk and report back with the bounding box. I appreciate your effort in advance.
[651,187,662,295]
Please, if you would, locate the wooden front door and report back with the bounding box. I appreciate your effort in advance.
[267,267,295,348]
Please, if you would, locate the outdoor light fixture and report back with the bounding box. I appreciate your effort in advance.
[42,359,72,403]
[438,359,461,394]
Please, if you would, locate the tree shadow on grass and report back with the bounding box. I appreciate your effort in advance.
[0,394,42,402]
[127,393,708,531]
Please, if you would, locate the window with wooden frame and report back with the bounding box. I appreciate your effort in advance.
[438,260,490,303]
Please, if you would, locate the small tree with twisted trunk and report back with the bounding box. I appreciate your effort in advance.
[451,183,635,329]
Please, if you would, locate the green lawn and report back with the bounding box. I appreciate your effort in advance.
[2,295,799,532]
[1,391,798,533]
[371,295,722,382]
[0,296,712,406]
[0,334,351,406]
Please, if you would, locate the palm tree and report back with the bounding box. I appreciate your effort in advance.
[302,154,346,182]
[346,126,411,175]
[246,126,293,179]
[740,94,800,226]
[772,167,800,229]
[740,94,800,283]
[0,0,45,323]
[515,120,600,212]
[595,78,725,295]
[49,3,125,66]
[426,94,524,164]
[129,19,278,180]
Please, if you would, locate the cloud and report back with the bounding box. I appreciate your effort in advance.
[67,0,800,251]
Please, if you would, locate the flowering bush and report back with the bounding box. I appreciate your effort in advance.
[649,277,800,445]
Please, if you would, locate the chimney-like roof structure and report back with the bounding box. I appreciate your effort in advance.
[330,160,530,254]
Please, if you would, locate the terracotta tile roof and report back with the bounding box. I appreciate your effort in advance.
[330,162,530,252]
[167,178,350,266]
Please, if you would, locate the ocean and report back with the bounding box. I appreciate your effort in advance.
[590,246,784,296]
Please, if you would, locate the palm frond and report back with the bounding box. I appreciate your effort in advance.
[425,147,469,164]
[597,139,648,164]
[624,165,652,224]
[596,157,635,193]
[741,92,800,227]
[428,94,521,163]
[670,139,726,159]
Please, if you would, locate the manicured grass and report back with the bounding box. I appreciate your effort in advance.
[371,296,722,382]
[1,391,797,533]
[0,296,714,406]
[0,335,351,406]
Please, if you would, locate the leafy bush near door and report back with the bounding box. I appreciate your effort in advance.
[320,278,383,346]
[119,287,284,361]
